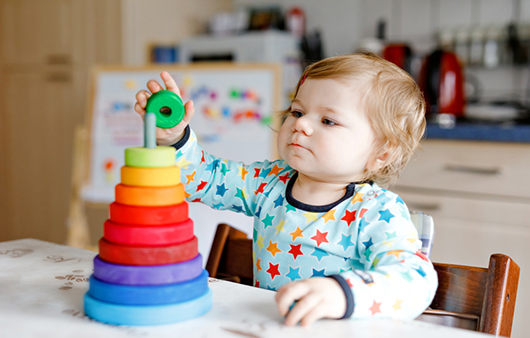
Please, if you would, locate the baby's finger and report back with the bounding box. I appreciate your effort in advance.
[299,303,326,327]
[275,283,309,316]
[181,100,195,125]
[146,80,164,95]
[134,102,146,119]
[284,294,320,327]
[135,90,151,109]
[160,71,182,96]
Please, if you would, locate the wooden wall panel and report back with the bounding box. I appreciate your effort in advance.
[0,0,122,243]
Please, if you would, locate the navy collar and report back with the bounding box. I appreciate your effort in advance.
[285,172,360,212]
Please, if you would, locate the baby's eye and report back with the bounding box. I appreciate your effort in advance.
[291,110,303,118]
[322,118,336,126]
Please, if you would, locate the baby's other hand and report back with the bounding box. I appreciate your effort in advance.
[275,277,346,327]
[134,71,195,146]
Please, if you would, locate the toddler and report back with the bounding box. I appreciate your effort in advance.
[134,53,438,326]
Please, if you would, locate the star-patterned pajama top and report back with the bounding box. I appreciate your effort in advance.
[172,127,438,320]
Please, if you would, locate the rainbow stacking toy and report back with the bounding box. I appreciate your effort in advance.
[84,90,212,326]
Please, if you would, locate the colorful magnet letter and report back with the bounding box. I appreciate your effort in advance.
[98,236,198,265]
[115,183,185,207]
[93,254,203,285]
[146,90,185,129]
[84,288,212,326]
[109,202,189,225]
[120,166,181,187]
[125,146,175,168]
[103,219,194,246]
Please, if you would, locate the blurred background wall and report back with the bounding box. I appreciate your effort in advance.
[2,0,528,244]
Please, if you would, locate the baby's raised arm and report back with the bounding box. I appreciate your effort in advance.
[134,71,195,146]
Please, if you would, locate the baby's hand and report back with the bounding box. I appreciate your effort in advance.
[134,71,195,146]
[275,277,346,327]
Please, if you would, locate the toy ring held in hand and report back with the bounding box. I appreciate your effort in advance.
[146,90,185,129]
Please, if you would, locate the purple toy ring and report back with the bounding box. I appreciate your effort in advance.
[93,254,203,286]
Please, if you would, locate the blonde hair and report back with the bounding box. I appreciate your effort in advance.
[283,52,426,187]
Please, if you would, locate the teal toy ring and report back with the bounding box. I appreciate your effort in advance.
[146,90,185,129]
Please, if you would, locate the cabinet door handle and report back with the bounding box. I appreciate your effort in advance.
[444,164,501,175]
[45,72,72,83]
[46,54,71,65]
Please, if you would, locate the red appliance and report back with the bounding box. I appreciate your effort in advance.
[383,43,413,73]
[419,49,466,117]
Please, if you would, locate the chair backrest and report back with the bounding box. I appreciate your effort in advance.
[409,210,435,258]
[419,254,520,337]
[205,223,253,286]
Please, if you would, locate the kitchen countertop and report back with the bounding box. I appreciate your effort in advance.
[425,122,530,143]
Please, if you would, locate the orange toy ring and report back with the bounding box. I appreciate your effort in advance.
[115,183,185,206]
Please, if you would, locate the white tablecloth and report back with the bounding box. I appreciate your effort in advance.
[0,239,490,338]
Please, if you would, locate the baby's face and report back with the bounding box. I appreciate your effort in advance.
[277,78,378,184]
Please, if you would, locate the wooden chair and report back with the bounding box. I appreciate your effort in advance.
[418,254,520,337]
[206,223,520,337]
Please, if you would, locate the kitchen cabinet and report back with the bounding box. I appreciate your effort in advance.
[0,0,233,245]
[0,0,122,244]
[0,0,73,66]
[393,139,530,338]
[0,0,122,67]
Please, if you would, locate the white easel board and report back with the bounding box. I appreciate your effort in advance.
[81,64,281,257]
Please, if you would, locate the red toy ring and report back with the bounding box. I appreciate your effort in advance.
[103,219,194,246]
[109,202,188,225]
[99,237,198,266]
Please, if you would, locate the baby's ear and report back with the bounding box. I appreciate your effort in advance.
[367,143,397,172]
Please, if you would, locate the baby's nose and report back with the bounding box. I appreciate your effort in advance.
[292,116,313,135]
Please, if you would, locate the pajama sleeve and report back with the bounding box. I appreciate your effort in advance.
[172,126,277,217]
[337,191,438,320]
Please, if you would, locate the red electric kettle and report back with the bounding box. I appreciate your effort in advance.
[418,49,466,117]
[383,43,413,74]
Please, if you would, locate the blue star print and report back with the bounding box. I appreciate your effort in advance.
[216,183,228,197]
[286,267,301,281]
[379,209,395,222]
[273,195,284,208]
[311,248,329,261]
[338,234,354,251]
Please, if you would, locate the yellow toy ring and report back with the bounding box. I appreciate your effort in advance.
[121,166,180,187]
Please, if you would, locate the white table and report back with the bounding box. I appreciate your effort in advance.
[0,239,491,338]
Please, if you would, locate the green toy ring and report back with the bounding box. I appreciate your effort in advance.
[146,90,185,129]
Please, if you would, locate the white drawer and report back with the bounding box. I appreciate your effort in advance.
[394,190,530,229]
[395,140,530,199]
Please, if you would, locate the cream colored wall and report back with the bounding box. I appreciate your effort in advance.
[122,0,232,65]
